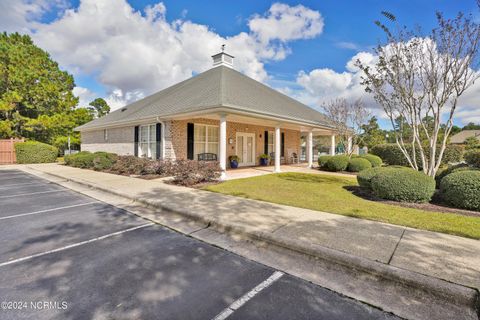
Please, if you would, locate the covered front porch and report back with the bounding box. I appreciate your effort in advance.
[168,110,346,179]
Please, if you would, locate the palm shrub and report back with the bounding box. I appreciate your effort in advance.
[440,170,480,211]
[360,154,382,167]
[347,158,372,172]
[370,168,435,203]
[325,155,349,172]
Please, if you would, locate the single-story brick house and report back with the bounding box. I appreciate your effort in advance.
[76,50,343,179]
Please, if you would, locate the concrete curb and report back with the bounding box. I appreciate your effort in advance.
[25,166,480,320]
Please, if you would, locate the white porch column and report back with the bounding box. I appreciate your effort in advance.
[307,130,313,168]
[347,136,353,154]
[219,114,227,180]
[274,126,281,173]
[330,134,336,156]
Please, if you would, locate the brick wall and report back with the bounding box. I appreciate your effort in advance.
[168,118,301,165]
[81,126,135,155]
[80,119,301,165]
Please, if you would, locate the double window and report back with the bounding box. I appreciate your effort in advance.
[194,124,219,160]
[139,124,156,159]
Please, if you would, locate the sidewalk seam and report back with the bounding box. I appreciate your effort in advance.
[387,228,406,265]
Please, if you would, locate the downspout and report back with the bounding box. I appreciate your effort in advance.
[156,117,166,159]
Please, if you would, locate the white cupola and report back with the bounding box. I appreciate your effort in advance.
[212,44,234,68]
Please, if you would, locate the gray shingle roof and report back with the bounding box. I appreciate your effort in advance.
[450,130,480,144]
[76,66,333,130]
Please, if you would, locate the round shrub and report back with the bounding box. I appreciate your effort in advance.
[356,167,391,190]
[371,168,435,203]
[92,152,118,171]
[325,155,349,172]
[434,163,479,188]
[347,158,372,172]
[464,150,480,168]
[14,141,58,164]
[440,170,480,211]
[318,155,332,169]
[64,151,95,168]
[361,154,382,167]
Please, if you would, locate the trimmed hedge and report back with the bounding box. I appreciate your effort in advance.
[318,155,332,169]
[15,141,58,164]
[93,152,118,171]
[360,154,382,167]
[347,158,372,172]
[371,144,464,167]
[371,168,435,203]
[325,155,349,172]
[64,151,95,168]
[357,167,391,190]
[440,170,480,211]
[434,163,479,188]
[464,150,480,168]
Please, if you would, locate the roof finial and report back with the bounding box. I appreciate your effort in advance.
[221,44,225,52]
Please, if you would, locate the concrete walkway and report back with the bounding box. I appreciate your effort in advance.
[225,163,357,180]
[9,163,480,319]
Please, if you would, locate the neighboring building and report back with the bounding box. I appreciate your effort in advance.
[76,50,340,179]
[450,130,480,144]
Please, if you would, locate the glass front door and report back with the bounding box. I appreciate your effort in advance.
[236,133,256,166]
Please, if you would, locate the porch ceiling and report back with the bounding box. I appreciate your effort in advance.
[169,110,335,135]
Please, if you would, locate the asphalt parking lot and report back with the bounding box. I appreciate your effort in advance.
[0,169,399,320]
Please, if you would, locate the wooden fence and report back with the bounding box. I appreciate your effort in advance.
[0,138,24,164]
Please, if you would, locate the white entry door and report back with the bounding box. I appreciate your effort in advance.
[236,132,256,166]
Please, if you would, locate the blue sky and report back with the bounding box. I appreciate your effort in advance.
[1,0,479,127]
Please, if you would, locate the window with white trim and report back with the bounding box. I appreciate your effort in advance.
[104,129,108,141]
[267,131,274,154]
[194,124,219,160]
[139,124,156,159]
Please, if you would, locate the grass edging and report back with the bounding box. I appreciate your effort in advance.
[205,172,480,239]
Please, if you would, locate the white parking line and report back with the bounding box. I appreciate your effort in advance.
[212,271,284,320]
[0,189,67,199]
[0,202,98,221]
[0,223,154,267]
[0,182,45,190]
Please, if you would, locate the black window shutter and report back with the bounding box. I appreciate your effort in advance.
[187,123,194,160]
[156,123,162,159]
[134,126,139,156]
[281,132,285,157]
[264,131,268,154]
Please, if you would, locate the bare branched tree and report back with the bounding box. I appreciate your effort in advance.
[356,9,480,177]
[322,98,370,157]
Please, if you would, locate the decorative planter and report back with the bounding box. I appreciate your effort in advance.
[230,160,238,169]
[260,158,269,166]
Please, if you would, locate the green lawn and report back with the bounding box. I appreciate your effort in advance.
[204,172,480,239]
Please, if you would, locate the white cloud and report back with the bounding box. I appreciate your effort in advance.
[3,0,324,110]
[248,3,324,44]
[291,46,480,125]
[72,86,96,108]
[0,0,67,33]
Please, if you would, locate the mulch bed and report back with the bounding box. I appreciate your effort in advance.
[345,186,480,218]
